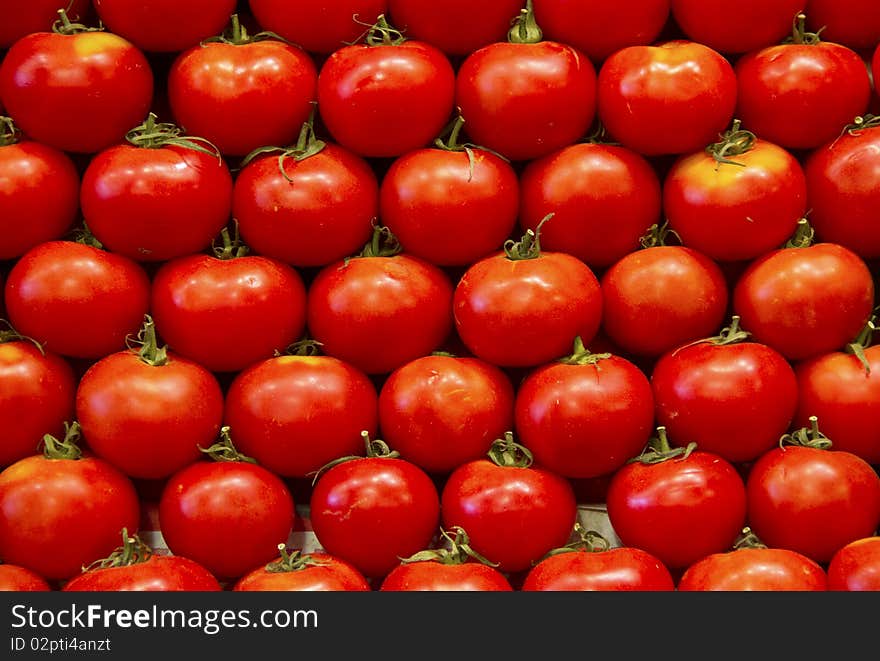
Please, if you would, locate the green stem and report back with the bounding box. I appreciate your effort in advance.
[539,523,610,560]
[733,527,768,551]
[627,427,697,465]
[52,8,101,34]
[125,315,169,366]
[706,119,756,168]
[504,214,553,260]
[359,224,402,258]
[784,218,815,249]
[83,529,153,571]
[400,527,499,567]
[265,545,329,573]
[786,12,823,45]
[309,431,398,484]
[487,431,533,468]
[0,117,20,147]
[212,222,250,260]
[558,336,612,366]
[639,222,682,249]
[508,0,543,44]
[780,416,833,450]
[199,426,258,463]
[42,422,83,460]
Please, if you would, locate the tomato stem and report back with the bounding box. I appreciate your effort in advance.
[363,14,407,47]
[359,224,403,258]
[628,427,698,465]
[399,526,500,567]
[199,426,258,463]
[0,117,21,147]
[265,545,329,573]
[212,221,250,260]
[784,218,815,249]
[309,431,397,485]
[41,422,84,461]
[733,527,768,551]
[126,113,222,161]
[0,319,45,355]
[706,119,756,169]
[240,108,326,180]
[844,114,880,136]
[433,114,510,181]
[539,523,610,560]
[558,336,612,366]
[125,315,169,367]
[639,221,681,249]
[83,529,153,571]
[504,214,553,260]
[52,8,101,35]
[779,416,833,450]
[786,12,824,45]
[487,431,534,468]
[845,310,878,375]
[277,339,324,357]
[508,0,543,44]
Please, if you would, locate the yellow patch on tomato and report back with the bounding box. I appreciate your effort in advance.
[72,32,129,57]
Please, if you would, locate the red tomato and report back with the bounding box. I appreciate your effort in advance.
[158,430,296,580]
[248,0,387,54]
[0,0,91,48]
[316,17,455,158]
[168,15,318,157]
[514,339,655,479]
[224,351,379,478]
[0,424,141,581]
[5,240,151,360]
[597,40,737,156]
[806,0,880,51]
[518,141,662,269]
[664,123,807,263]
[309,433,441,578]
[0,15,153,154]
[150,230,308,373]
[378,354,515,475]
[827,537,880,591]
[80,114,234,263]
[0,117,79,260]
[93,0,237,52]
[734,14,871,151]
[234,547,372,591]
[0,564,51,591]
[606,430,748,570]
[453,224,603,368]
[651,316,799,464]
[440,433,578,573]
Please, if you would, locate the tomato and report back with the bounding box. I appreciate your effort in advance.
[150,228,308,374]
[651,316,799,464]
[514,339,655,479]
[224,348,379,479]
[0,564,51,591]
[455,6,596,162]
[827,537,880,591]
[663,122,807,263]
[805,0,880,51]
[248,0,387,54]
[63,530,222,591]
[378,353,515,475]
[0,116,79,261]
[158,430,296,580]
[606,430,748,570]
[5,240,151,360]
[0,13,153,154]
[168,15,318,158]
[440,433,578,574]
[233,119,378,269]
[453,224,603,368]
[670,0,805,54]
[732,230,875,361]
[80,114,234,263]
[93,0,237,52]
[0,424,141,581]
[316,16,456,158]
[600,240,729,359]
[597,40,737,156]
[306,226,454,376]
[518,141,662,269]
[234,546,372,591]
[309,433,441,578]
[379,116,520,267]
[0,0,91,48]
[734,14,871,151]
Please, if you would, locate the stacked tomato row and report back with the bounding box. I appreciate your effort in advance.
[2,0,880,593]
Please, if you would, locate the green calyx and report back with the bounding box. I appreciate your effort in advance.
[399,527,499,567]
[199,426,258,464]
[126,113,222,161]
[504,213,553,260]
[0,319,45,355]
[310,431,398,485]
[780,416,833,451]
[508,0,543,44]
[844,114,880,136]
[845,309,879,375]
[265,544,329,573]
[785,12,824,46]
[212,221,250,260]
[125,315,169,367]
[359,224,403,258]
[0,117,21,147]
[202,13,288,46]
[538,523,610,560]
[558,336,612,366]
[732,527,768,551]
[706,119,756,169]
[83,529,153,572]
[639,221,682,249]
[41,422,84,461]
[360,14,407,46]
[276,338,325,358]
[52,8,102,35]
[627,427,697,465]
[433,115,509,183]
[487,431,534,468]
[784,218,815,249]
[240,108,326,181]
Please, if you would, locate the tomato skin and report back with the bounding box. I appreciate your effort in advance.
[0,564,51,591]
[597,41,737,156]
[310,457,441,578]
[521,547,676,591]
[81,144,234,263]
[0,453,141,581]
[234,553,372,591]
[0,0,91,48]
[168,39,318,158]
[379,561,513,591]
[224,355,379,478]
[677,547,828,591]
[317,41,456,158]
[732,243,875,362]
[0,139,79,260]
[378,355,515,475]
[827,537,880,591]
[663,139,807,263]
[233,144,378,268]
[5,241,151,360]
[519,143,662,269]
[456,41,597,162]
[0,31,153,154]
[805,0,880,51]
[746,446,880,564]
[63,555,223,591]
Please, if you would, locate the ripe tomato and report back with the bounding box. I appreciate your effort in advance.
[663,122,807,263]
[80,114,234,263]
[150,228,308,374]
[606,430,748,570]
[440,433,578,573]
[518,141,662,269]
[0,564,51,591]
[158,430,296,580]
[514,338,655,479]
[224,349,379,478]
[746,418,880,564]
[827,537,880,591]
[805,0,880,51]
[455,7,596,162]
[0,423,141,581]
[651,316,799,464]
[0,117,79,260]
[378,353,515,474]
[168,15,318,157]
[734,14,871,151]
[62,530,222,591]
[234,546,372,591]
[309,433,441,578]
[597,40,737,156]
[306,226,454,375]
[0,0,91,48]
[5,240,151,360]
[0,13,153,154]
[453,223,603,368]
